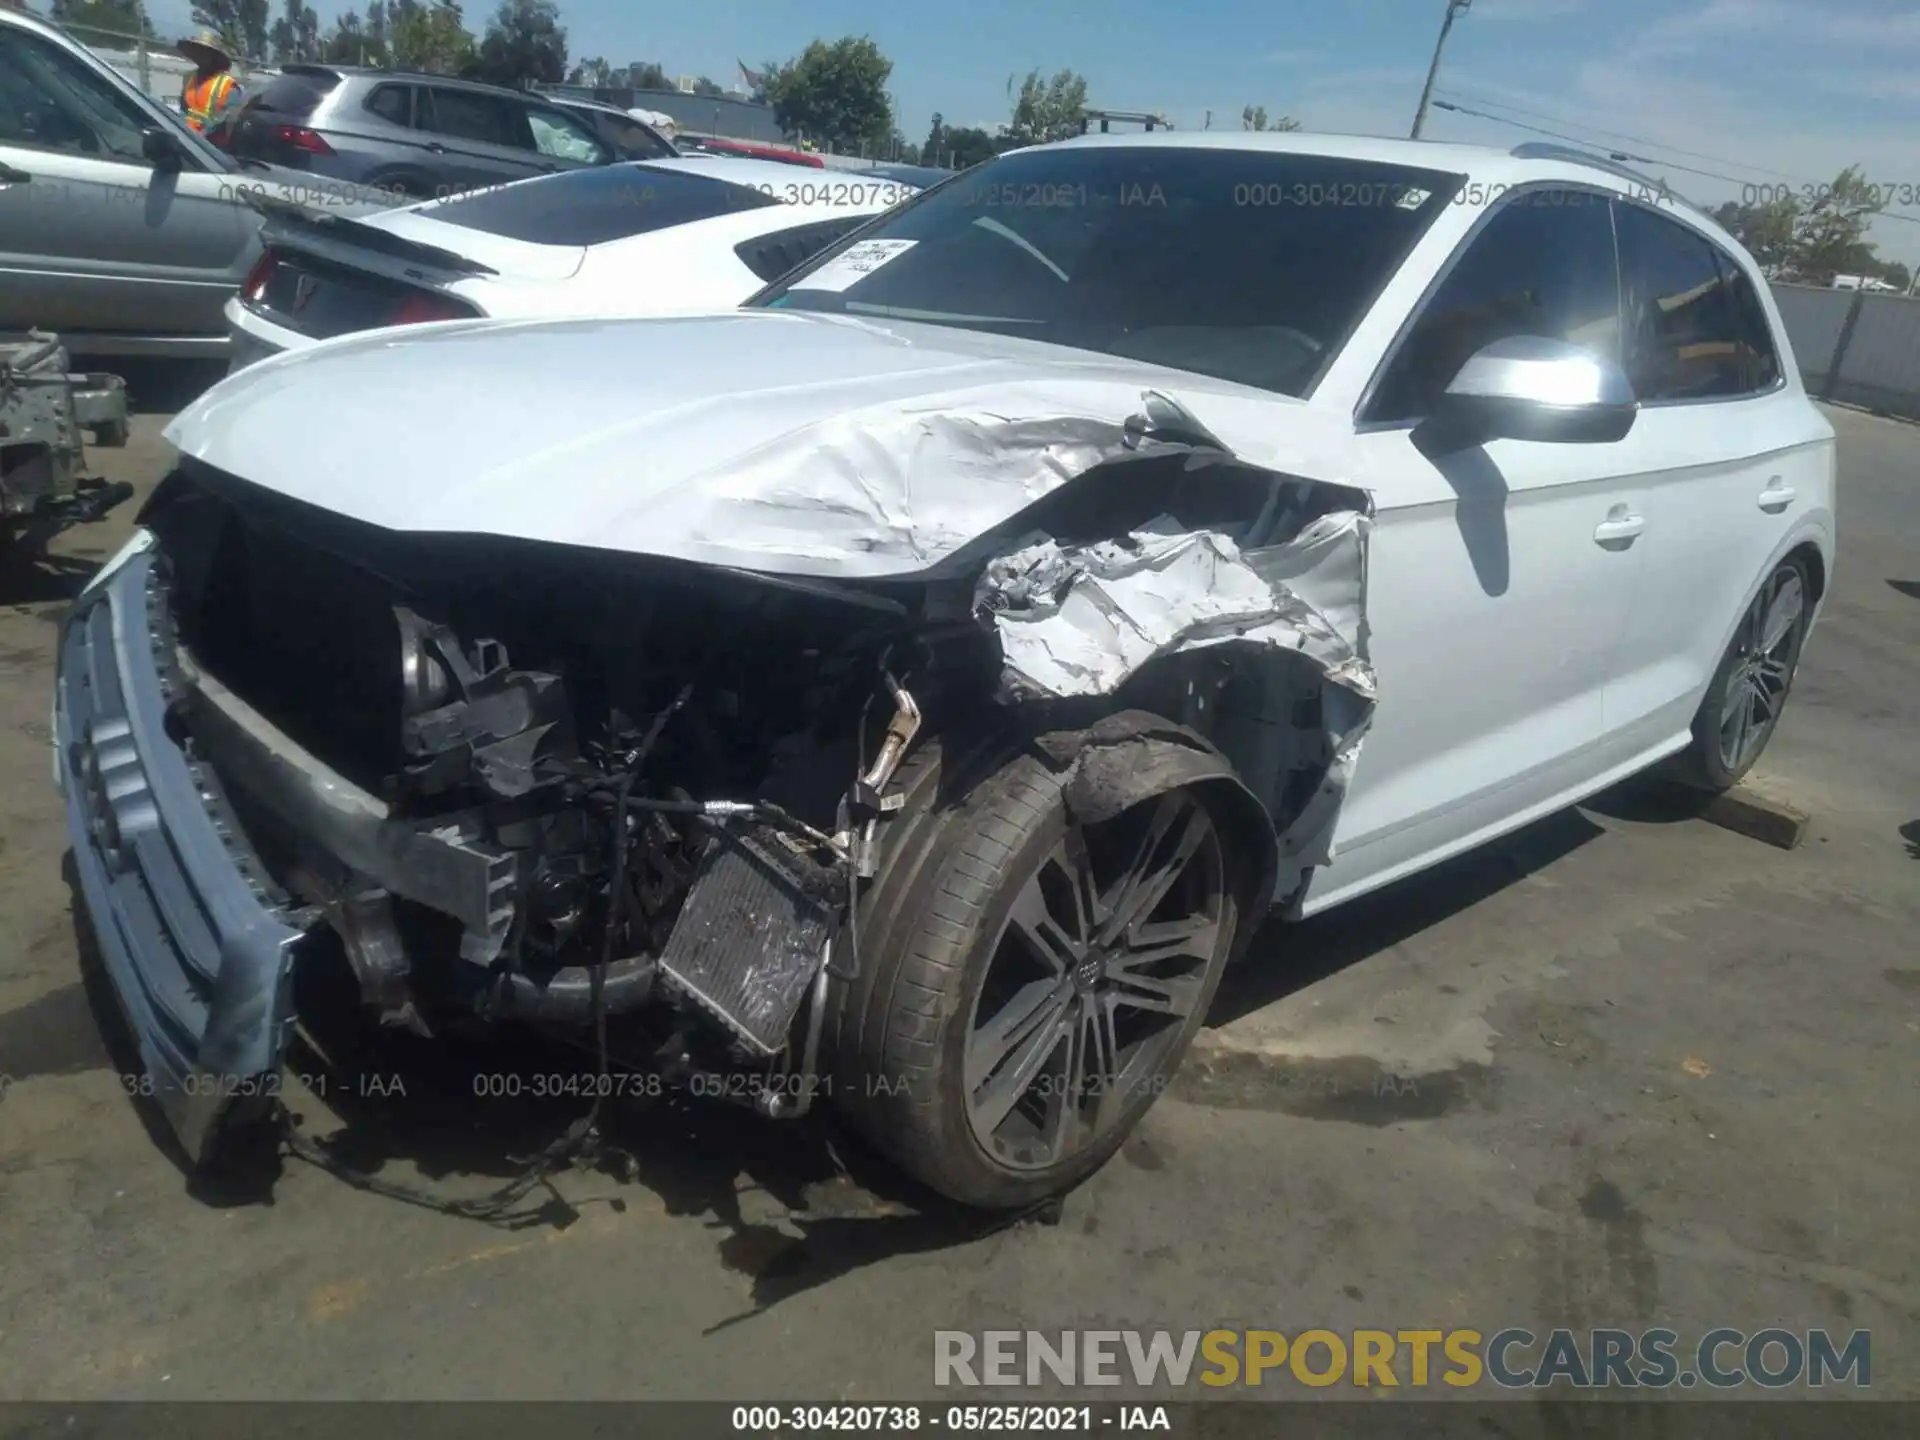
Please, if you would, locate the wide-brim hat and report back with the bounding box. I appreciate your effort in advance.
[176,31,233,67]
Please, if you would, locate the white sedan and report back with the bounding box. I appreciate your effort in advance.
[222,157,919,369]
[64,132,1832,1210]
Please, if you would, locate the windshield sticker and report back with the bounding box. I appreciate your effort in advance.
[788,238,918,292]
[1396,186,1432,209]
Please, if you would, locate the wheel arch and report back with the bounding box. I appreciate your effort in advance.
[1028,709,1281,959]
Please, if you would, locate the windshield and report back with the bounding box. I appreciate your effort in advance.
[754,146,1462,397]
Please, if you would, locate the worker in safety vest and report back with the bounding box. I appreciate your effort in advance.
[176,31,242,134]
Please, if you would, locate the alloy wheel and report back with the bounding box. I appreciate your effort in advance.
[1717,565,1805,773]
[962,790,1228,1171]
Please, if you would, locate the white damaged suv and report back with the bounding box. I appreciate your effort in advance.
[57,132,1833,1209]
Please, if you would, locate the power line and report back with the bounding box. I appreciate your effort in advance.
[1430,98,1920,227]
[1436,87,1796,180]
[1429,99,1751,184]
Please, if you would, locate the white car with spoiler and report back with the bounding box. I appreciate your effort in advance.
[223,157,920,370]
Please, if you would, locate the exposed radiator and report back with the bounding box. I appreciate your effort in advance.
[656,830,840,1055]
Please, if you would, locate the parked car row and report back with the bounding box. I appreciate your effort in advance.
[49,89,1835,1215]
[223,156,922,368]
[0,7,945,360]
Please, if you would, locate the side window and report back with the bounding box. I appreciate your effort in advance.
[526,107,608,164]
[1715,248,1781,393]
[1368,188,1620,424]
[364,84,412,127]
[1615,202,1746,402]
[423,88,526,149]
[0,27,153,163]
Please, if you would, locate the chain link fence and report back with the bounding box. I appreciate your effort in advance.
[66,21,270,109]
[1773,282,1920,422]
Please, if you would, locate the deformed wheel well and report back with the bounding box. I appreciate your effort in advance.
[1026,710,1281,958]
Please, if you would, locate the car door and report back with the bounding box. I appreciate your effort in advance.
[1599,199,1832,756]
[1301,186,1652,912]
[0,20,247,342]
[416,86,548,189]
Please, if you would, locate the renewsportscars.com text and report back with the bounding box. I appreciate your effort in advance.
[934,1328,1870,1390]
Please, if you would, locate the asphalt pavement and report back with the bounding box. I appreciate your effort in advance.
[0,401,1914,1403]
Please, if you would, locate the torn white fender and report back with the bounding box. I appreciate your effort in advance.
[977,506,1375,887]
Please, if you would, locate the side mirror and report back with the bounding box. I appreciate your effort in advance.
[1415,335,1637,454]
[142,126,185,171]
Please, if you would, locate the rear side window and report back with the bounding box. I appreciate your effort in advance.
[252,70,339,119]
[1369,188,1621,423]
[421,87,527,149]
[426,164,780,245]
[1616,202,1748,402]
[1716,249,1781,393]
[736,215,873,282]
[363,83,412,127]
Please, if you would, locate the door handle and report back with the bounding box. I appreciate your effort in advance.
[1593,512,1645,547]
[425,142,448,154]
[0,162,30,184]
[1757,477,1797,513]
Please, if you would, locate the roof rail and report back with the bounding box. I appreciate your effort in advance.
[1508,142,1700,210]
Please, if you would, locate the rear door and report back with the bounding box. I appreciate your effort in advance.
[1599,200,1832,757]
[416,86,548,188]
[0,20,246,341]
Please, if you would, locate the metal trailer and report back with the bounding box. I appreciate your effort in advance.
[1,331,133,552]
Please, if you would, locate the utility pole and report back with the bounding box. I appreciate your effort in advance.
[1410,0,1471,140]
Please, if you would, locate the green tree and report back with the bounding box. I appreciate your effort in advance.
[1241,104,1300,132]
[935,124,997,170]
[192,0,269,60]
[1005,68,1087,146]
[389,0,473,73]
[1710,195,1801,276]
[49,0,154,39]
[625,59,669,90]
[567,54,613,87]
[364,0,388,55]
[268,0,320,63]
[473,0,565,88]
[922,111,945,164]
[761,36,894,153]
[690,74,725,97]
[1788,167,1886,285]
[319,8,365,62]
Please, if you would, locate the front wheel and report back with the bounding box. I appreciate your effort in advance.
[830,746,1240,1210]
[1674,553,1812,791]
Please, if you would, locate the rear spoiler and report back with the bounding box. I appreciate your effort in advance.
[242,191,499,278]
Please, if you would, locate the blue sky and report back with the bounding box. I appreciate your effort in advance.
[137,0,1920,263]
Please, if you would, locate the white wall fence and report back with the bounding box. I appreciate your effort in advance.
[1773,282,1920,422]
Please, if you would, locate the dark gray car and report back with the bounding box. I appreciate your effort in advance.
[225,66,618,199]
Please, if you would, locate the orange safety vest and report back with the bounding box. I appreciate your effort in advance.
[183,71,239,131]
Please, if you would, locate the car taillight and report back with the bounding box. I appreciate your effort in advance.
[274,125,334,155]
[241,250,279,303]
[389,293,471,326]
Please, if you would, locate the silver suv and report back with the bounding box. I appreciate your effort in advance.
[224,65,621,199]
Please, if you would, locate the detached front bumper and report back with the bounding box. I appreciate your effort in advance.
[55,544,304,1164]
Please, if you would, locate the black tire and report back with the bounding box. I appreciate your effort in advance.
[827,736,1241,1210]
[1672,552,1813,791]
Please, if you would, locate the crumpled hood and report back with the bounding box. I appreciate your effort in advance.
[166,310,1351,578]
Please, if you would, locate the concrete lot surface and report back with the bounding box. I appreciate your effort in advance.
[0,399,1914,1402]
